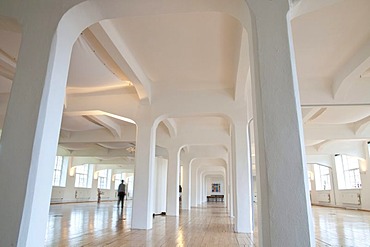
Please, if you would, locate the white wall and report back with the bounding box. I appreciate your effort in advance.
[50,157,131,204]
[51,168,118,204]
[206,177,224,196]
[309,141,370,210]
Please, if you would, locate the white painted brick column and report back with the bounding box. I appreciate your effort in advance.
[246,0,315,246]
[231,120,253,233]
[181,160,191,210]
[131,121,156,229]
[0,20,71,246]
[166,147,180,216]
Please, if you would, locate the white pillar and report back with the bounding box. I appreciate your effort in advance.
[228,151,234,217]
[0,22,71,246]
[181,161,191,209]
[246,0,315,246]
[131,121,156,229]
[166,147,180,216]
[153,157,167,214]
[191,162,198,207]
[231,120,253,233]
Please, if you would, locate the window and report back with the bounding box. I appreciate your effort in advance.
[335,155,362,189]
[97,169,111,189]
[114,173,124,190]
[75,164,92,188]
[114,173,134,198]
[52,156,68,187]
[313,164,331,191]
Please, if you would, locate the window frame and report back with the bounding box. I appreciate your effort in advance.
[335,154,362,190]
[97,169,111,190]
[52,156,68,187]
[74,164,93,188]
[313,164,331,191]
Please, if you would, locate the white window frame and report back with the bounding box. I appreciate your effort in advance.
[335,154,362,190]
[74,164,93,188]
[52,156,68,187]
[97,169,111,189]
[313,164,331,191]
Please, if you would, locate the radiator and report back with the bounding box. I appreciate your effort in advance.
[51,189,64,202]
[341,192,361,205]
[317,193,331,203]
[75,189,91,200]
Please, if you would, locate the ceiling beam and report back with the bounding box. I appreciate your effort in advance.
[92,22,152,104]
[332,38,370,99]
[303,124,362,140]
[234,28,250,101]
[353,115,370,135]
[81,28,130,82]
[85,115,122,138]
[162,118,177,137]
[302,107,326,123]
[0,48,16,80]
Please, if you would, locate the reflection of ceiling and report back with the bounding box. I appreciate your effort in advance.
[1,1,370,171]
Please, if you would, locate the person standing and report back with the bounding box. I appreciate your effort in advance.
[117,180,126,208]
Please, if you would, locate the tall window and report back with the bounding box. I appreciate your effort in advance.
[313,164,331,191]
[97,169,111,189]
[335,155,362,189]
[114,173,124,189]
[75,164,91,188]
[52,156,68,187]
[114,173,134,198]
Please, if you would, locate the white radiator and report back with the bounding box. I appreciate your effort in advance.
[51,189,64,202]
[341,192,361,205]
[75,189,91,200]
[317,193,331,203]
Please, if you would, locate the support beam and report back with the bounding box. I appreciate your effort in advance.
[332,39,370,99]
[302,107,326,123]
[131,121,156,229]
[353,115,370,135]
[162,118,177,137]
[247,0,314,246]
[81,27,130,82]
[166,147,180,216]
[234,28,250,101]
[98,21,152,103]
[85,115,122,138]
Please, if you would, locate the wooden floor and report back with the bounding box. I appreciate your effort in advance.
[45,201,370,246]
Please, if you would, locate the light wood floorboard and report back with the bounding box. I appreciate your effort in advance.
[45,201,370,246]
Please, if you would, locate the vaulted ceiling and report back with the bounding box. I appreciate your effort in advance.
[1,0,370,171]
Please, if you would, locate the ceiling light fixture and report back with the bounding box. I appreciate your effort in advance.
[126,146,135,154]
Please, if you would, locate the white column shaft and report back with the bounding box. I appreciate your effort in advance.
[166,148,180,216]
[232,121,253,233]
[131,122,156,229]
[247,0,315,246]
[0,25,70,246]
[153,157,167,214]
[181,162,191,209]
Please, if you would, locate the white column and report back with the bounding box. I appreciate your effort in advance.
[246,0,314,246]
[191,162,198,207]
[131,121,156,229]
[153,157,168,214]
[228,151,234,217]
[0,22,71,246]
[181,161,191,209]
[231,120,253,233]
[166,147,180,216]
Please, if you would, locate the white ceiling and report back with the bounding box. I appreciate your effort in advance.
[1,0,370,170]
